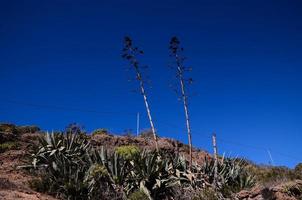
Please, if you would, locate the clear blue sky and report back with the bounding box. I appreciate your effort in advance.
[1,0,302,168]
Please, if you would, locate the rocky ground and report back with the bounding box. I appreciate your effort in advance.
[236,180,302,200]
[0,132,56,200]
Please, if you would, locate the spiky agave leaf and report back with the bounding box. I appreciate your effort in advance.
[21,131,91,199]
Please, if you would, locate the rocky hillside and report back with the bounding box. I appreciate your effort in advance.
[0,123,301,200]
[0,125,56,200]
[0,124,210,200]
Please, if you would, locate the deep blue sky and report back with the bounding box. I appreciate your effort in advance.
[1,0,302,168]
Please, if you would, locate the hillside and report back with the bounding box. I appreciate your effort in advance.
[0,123,302,200]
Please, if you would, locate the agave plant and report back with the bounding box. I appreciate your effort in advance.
[220,158,255,196]
[21,131,91,199]
[87,146,129,188]
[199,156,255,196]
[124,150,195,200]
[21,125,256,200]
[85,163,124,200]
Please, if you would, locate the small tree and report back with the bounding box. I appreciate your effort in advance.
[122,37,159,152]
[169,36,193,168]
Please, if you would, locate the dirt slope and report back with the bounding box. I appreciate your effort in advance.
[0,132,57,200]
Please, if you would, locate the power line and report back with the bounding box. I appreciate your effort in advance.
[216,137,302,162]
[1,99,300,163]
[135,120,302,163]
[0,99,134,116]
[192,131,302,162]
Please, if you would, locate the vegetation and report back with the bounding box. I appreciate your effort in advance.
[246,163,301,185]
[0,141,18,153]
[0,124,18,143]
[169,36,194,169]
[115,145,140,160]
[195,157,256,198]
[0,123,18,133]
[0,34,300,199]
[4,119,297,200]
[0,123,40,145]
[122,36,159,152]
[22,131,90,199]
[17,125,40,134]
[127,190,149,200]
[0,123,40,135]
[28,177,52,193]
[91,128,109,136]
[20,127,258,200]
[283,182,302,199]
[0,122,296,200]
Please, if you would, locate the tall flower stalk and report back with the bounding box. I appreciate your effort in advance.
[122,37,159,152]
[169,37,193,168]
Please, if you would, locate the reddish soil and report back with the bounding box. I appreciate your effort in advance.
[0,133,57,200]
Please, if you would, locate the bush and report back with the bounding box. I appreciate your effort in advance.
[92,128,109,136]
[247,165,297,185]
[28,177,51,193]
[115,145,140,160]
[0,142,18,153]
[85,164,120,200]
[246,163,302,185]
[128,190,149,200]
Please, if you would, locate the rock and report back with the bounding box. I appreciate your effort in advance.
[236,181,302,200]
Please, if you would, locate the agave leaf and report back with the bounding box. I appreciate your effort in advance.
[50,149,57,156]
[32,158,37,168]
[59,146,65,151]
[155,179,161,188]
[140,181,152,200]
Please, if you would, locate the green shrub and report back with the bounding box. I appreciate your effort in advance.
[92,128,109,136]
[0,142,18,153]
[247,165,296,184]
[85,164,119,200]
[28,177,51,193]
[116,145,140,160]
[128,190,149,200]
[88,164,109,178]
[246,163,302,185]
